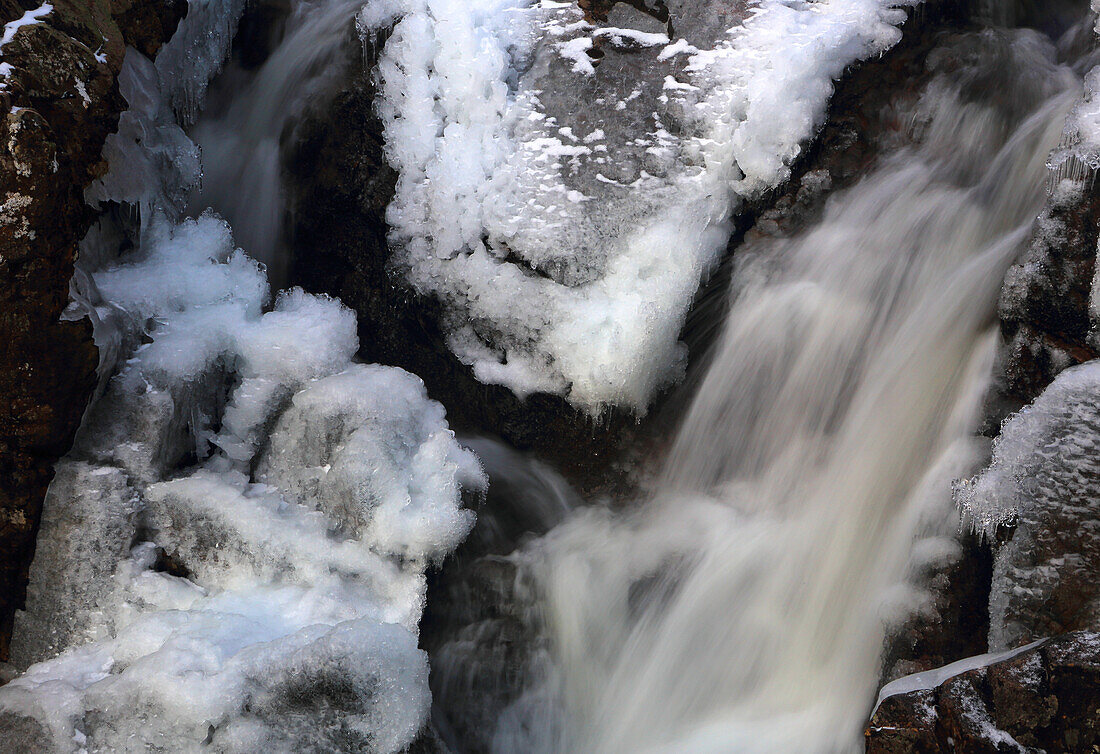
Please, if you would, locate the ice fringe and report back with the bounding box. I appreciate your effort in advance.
[0,3,485,752]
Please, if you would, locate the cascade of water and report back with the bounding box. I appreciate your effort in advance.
[189,0,363,284]
[495,20,1088,754]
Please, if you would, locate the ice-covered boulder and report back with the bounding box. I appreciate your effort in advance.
[3,27,485,751]
[958,361,1100,652]
[367,0,916,413]
[291,0,921,439]
[4,207,485,751]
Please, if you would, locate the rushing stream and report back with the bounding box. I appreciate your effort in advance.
[483,16,1093,754]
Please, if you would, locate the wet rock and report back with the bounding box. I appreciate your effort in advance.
[989,177,1100,427]
[0,0,184,658]
[866,631,1100,754]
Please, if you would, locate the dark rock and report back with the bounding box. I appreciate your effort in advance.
[0,709,55,752]
[867,631,1100,754]
[0,0,184,658]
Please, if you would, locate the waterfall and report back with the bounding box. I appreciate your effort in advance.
[495,23,1085,754]
[189,0,365,284]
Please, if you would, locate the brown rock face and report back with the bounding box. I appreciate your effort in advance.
[867,632,1100,754]
[0,0,183,659]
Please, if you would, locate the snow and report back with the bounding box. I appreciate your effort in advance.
[371,0,918,412]
[2,7,485,751]
[0,3,51,48]
[592,26,669,47]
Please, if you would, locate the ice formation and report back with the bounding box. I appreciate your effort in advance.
[957,360,1100,651]
[1,7,484,752]
[872,638,1046,713]
[371,0,918,411]
[153,0,248,123]
[1047,64,1100,183]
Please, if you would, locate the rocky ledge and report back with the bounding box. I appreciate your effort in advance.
[867,631,1100,753]
[0,0,183,658]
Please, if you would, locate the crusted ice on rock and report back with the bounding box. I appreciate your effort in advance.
[2,7,485,751]
[257,365,481,560]
[372,0,916,411]
[957,361,1100,650]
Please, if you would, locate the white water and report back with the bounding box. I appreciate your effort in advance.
[495,26,1084,754]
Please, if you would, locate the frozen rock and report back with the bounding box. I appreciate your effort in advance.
[369,0,917,412]
[959,361,1100,651]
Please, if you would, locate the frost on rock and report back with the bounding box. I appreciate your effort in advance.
[1,9,485,753]
[3,210,484,751]
[370,0,916,411]
[957,361,1100,651]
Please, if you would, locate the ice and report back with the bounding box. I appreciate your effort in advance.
[86,51,201,217]
[6,205,484,749]
[872,638,1046,713]
[371,0,916,412]
[2,1,486,748]
[153,0,248,124]
[3,603,430,752]
[256,365,480,561]
[1047,65,1100,182]
[957,360,1100,649]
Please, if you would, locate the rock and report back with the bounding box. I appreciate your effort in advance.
[0,709,55,752]
[989,177,1100,428]
[0,0,184,659]
[866,631,1100,753]
[286,57,647,489]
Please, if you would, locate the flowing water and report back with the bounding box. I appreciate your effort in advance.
[189,0,363,284]
[482,20,1091,754]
